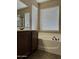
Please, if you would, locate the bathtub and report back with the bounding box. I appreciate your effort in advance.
[38,39,61,55]
[38,32,61,55]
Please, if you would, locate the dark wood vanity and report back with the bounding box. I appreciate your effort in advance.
[17,31,38,58]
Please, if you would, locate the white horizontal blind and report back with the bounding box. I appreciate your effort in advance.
[32,5,38,30]
[40,6,59,31]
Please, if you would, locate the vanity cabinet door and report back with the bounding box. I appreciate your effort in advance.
[17,31,32,55]
[32,31,38,52]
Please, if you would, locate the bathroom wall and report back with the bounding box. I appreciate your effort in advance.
[38,32,61,55]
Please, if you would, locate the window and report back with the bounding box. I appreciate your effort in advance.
[24,13,30,30]
[32,5,38,30]
[40,6,59,31]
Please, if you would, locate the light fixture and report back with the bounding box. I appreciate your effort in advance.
[36,0,49,3]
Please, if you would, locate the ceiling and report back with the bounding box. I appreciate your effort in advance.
[17,0,28,9]
[17,0,51,10]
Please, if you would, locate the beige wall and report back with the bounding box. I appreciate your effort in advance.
[38,32,61,55]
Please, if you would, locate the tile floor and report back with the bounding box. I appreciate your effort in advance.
[27,50,61,59]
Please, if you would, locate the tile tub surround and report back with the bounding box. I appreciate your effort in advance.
[38,32,61,41]
[38,32,61,55]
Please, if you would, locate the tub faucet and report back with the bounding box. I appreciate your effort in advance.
[52,36,59,41]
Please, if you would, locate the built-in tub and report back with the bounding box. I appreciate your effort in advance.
[38,32,61,55]
[38,39,61,55]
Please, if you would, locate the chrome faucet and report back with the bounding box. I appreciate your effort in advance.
[52,36,59,41]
